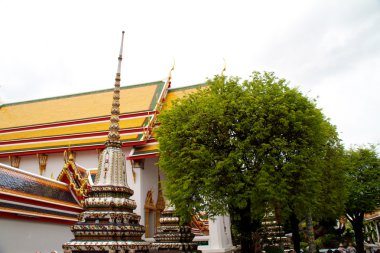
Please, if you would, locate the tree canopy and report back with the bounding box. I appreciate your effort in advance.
[344,146,380,253]
[156,72,345,252]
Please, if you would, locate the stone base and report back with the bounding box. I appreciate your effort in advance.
[63,240,150,253]
[151,242,199,252]
[198,245,237,253]
[150,249,201,253]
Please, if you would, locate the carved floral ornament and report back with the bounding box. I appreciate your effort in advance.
[58,149,89,203]
[8,155,21,168]
[37,153,48,175]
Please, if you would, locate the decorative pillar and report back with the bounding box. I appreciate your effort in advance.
[144,190,156,238]
[8,156,21,168]
[207,216,233,252]
[37,153,48,176]
[155,171,165,230]
[145,209,151,238]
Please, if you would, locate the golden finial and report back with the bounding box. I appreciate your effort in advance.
[106,31,125,148]
[167,59,175,85]
[221,58,226,76]
[63,150,68,163]
[68,151,74,161]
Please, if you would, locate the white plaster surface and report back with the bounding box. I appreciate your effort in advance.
[140,157,159,233]
[5,153,65,179]
[0,157,8,166]
[0,219,72,253]
[202,216,234,253]
[74,149,100,169]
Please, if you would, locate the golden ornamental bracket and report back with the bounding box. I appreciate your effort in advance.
[9,156,21,168]
[37,153,48,176]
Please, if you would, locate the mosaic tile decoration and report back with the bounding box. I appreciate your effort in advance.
[0,166,78,205]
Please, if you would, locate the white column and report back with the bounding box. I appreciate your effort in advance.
[202,215,234,253]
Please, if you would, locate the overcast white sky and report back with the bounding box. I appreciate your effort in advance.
[0,0,379,150]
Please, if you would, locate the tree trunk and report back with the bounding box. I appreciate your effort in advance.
[290,212,301,253]
[348,214,365,253]
[239,202,254,253]
[306,213,316,253]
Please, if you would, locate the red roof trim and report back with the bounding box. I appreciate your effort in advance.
[0,139,150,158]
[0,192,82,212]
[0,212,77,225]
[127,153,159,160]
[0,111,156,134]
[0,128,145,145]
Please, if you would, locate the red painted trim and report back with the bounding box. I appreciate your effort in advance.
[0,145,105,158]
[0,111,157,134]
[0,128,145,145]
[146,139,158,144]
[0,192,83,213]
[127,153,159,160]
[0,212,76,225]
[0,139,151,158]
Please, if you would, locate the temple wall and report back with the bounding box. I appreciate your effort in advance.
[74,149,100,169]
[142,157,160,204]
[0,157,8,166]
[1,153,65,179]
[141,157,160,238]
[45,153,66,178]
[0,219,72,253]
[10,154,42,175]
[24,154,47,175]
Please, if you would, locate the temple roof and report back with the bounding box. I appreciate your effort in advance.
[0,81,165,157]
[127,84,206,160]
[163,84,206,110]
[1,81,164,128]
[0,82,206,158]
[0,163,82,224]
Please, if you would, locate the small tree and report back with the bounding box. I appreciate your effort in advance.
[345,146,380,253]
[157,72,344,253]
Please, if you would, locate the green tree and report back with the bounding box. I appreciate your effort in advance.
[156,72,343,253]
[344,146,380,253]
[301,129,347,253]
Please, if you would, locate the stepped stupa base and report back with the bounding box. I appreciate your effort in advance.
[150,242,200,253]
[152,208,201,253]
[63,240,150,253]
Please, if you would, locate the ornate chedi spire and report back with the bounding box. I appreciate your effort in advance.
[63,31,150,253]
[94,30,126,187]
[105,31,124,148]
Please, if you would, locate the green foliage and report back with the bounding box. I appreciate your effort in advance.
[343,145,380,253]
[345,146,380,216]
[156,72,345,249]
[300,242,309,252]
